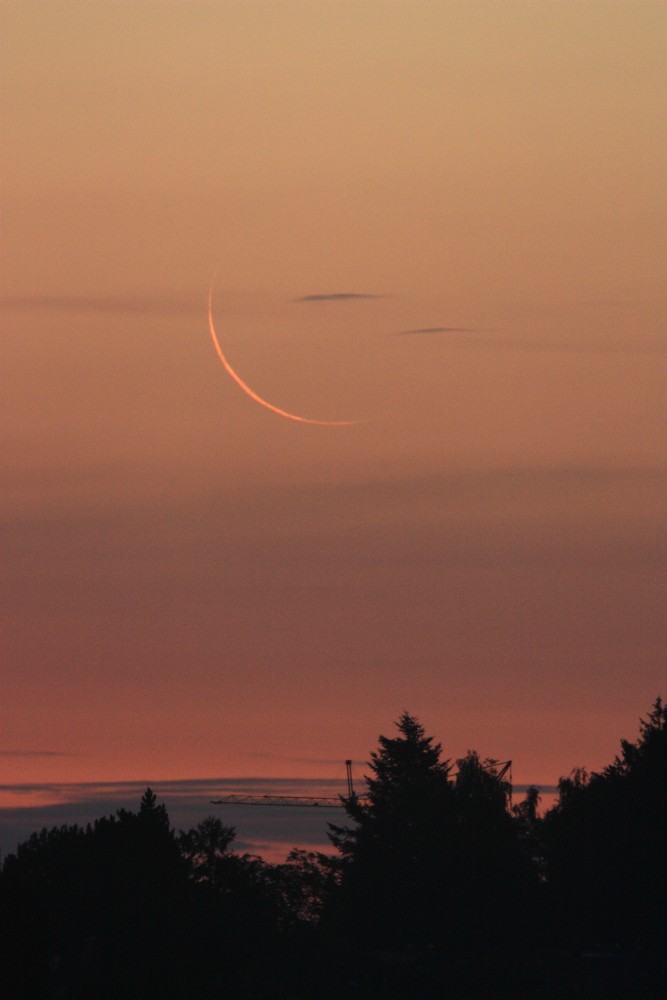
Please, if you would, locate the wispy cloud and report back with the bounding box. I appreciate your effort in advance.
[394,326,475,335]
[0,776,353,802]
[0,776,557,862]
[0,777,353,860]
[1,294,199,315]
[247,752,364,767]
[482,335,666,355]
[0,750,73,758]
[392,328,665,354]
[0,776,558,809]
[294,292,384,303]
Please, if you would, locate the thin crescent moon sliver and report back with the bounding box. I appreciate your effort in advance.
[207,271,358,426]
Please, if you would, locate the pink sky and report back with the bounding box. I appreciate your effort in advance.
[2,2,665,829]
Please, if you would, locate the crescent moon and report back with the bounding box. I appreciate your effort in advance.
[207,272,358,426]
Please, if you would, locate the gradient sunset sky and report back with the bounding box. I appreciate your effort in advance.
[2,1,665,818]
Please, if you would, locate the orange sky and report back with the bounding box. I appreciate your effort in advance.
[2,1,665,811]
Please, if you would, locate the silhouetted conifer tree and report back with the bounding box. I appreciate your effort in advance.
[329,712,454,951]
[327,714,542,997]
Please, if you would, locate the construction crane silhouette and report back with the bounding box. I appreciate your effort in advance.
[211,759,513,809]
[211,760,358,809]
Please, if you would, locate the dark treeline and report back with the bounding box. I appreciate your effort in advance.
[1,699,664,999]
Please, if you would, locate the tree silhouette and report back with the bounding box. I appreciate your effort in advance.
[448,751,536,956]
[2,705,663,998]
[0,823,89,998]
[330,711,452,856]
[179,815,236,886]
[542,697,666,991]
[329,712,454,951]
[270,848,341,926]
[0,790,194,999]
[327,713,544,997]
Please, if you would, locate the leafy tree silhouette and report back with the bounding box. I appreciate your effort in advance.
[176,815,292,997]
[512,784,544,881]
[0,789,193,999]
[542,697,666,992]
[0,822,89,998]
[269,848,342,926]
[179,814,236,886]
[448,751,538,961]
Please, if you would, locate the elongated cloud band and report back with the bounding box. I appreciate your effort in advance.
[294,292,383,302]
[2,294,198,315]
[396,326,474,335]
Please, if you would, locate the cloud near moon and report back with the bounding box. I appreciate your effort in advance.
[208,273,359,426]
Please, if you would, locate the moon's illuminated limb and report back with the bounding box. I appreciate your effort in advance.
[207,273,358,426]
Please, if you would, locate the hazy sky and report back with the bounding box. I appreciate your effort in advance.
[2,1,665,825]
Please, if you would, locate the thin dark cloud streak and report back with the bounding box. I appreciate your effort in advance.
[0,777,557,861]
[394,326,476,335]
[392,328,665,354]
[247,752,365,767]
[6,462,666,534]
[488,336,666,355]
[0,779,350,861]
[0,775,557,804]
[0,777,352,800]
[0,750,74,759]
[2,294,200,315]
[293,292,385,302]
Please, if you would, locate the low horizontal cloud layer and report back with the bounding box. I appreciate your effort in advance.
[0,776,555,862]
[0,777,352,861]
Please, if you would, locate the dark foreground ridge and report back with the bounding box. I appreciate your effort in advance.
[1,699,664,999]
